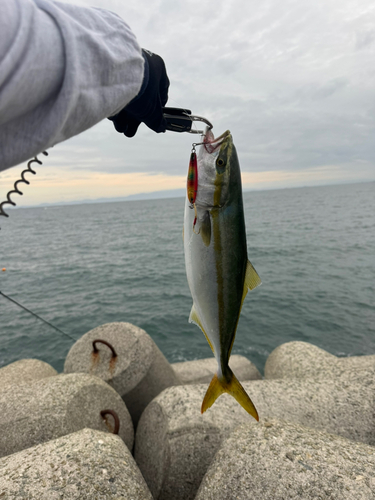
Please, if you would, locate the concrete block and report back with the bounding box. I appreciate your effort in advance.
[265,341,375,380]
[0,373,133,458]
[172,354,262,385]
[0,359,57,390]
[245,376,375,445]
[135,373,375,500]
[196,419,375,499]
[0,428,153,499]
[64,322,180,425]
[134,385,255,500]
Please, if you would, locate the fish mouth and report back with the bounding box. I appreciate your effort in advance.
[203,128,232,154]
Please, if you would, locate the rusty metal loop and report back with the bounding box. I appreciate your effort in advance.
[92,339,117,358]
[100,409,120,435]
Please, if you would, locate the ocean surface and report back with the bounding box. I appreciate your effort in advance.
[0,181,374,374]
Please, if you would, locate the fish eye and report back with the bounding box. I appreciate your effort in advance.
[216,158,226,167]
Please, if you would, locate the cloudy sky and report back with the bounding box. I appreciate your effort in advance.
[1,0,375,206]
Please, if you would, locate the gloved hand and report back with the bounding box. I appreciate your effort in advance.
[109,49,169,137]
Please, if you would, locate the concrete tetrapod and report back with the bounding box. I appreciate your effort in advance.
[196,419,375,499]
[0,428,153,499]
[0,373,133,458]
[172,354,262,385]
[0,359,57,390]
[265,341,375,380]
[135,385,254,500]
[135,371,375,500]
[64,322,181,425]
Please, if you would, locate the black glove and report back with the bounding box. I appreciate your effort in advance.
[108,49,170,137]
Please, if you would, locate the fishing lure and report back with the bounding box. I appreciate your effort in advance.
[187,146,198,208]
[187,144,200,233]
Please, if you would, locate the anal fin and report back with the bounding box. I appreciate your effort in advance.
[189,305,214,354]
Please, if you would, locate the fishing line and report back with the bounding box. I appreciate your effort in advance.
[0,291,76,342]
[0,152,48,228]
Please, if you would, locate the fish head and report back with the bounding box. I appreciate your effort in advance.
[196,128,239,209]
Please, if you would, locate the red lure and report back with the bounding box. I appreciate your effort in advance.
[187,149,198,208]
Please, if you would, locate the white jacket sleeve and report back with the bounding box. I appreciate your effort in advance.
[0,0,144,171]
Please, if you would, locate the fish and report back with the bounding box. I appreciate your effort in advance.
[184,128,261,421]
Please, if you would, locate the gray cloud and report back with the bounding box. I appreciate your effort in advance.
[37,0,375,189]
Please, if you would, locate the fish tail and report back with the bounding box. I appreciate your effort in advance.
[201,367,259,421]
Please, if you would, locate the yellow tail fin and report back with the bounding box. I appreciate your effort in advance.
[201,369,259,421]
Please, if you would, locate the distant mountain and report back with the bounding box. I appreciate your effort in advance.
[122,188,185,201]
[10,188,186,209]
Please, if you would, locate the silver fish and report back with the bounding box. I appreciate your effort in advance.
[184,129,261,420]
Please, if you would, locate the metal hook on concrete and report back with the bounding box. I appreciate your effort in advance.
[92,339,118,358]
[100,409,120,435]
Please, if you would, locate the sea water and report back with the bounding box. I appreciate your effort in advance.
[0,181,374,373]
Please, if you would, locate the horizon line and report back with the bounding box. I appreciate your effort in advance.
[5,178,374,211]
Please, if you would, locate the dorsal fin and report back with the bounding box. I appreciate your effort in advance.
[244,260,262,292]
[241,259,262,308]
[229,260,262,357]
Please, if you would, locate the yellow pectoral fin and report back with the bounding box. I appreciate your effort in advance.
[201,369,259,421]
[200,211,211,247]
[189,305,214,353]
